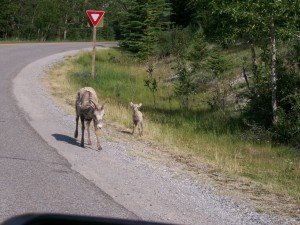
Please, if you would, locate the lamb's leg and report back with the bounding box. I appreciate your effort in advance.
[80,115,85,147]
[137,123,141,136]
[94,127,102,150]
[132,123,136,135]
[87,121,92,145]
[140,122,143,136]
[74,115,79,138]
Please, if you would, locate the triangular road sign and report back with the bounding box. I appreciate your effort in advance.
[86,10,105,27]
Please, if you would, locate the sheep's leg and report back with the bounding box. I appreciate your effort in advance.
[132,122,136,135]
[74,115,79,138]
[80,115,85,147]
[87,121,92,145]
[94,127,102,150]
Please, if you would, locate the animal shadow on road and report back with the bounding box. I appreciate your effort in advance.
[52,133,100,151]
[52,133,79,147]
[120,130,132,135]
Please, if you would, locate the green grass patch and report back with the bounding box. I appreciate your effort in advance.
[64,48,300,203]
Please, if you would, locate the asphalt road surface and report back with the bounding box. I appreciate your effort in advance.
[0,42,138,223]
[0,42,297,225]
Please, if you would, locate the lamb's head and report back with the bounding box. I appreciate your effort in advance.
[130,102,142,112]
[90,100,105,129]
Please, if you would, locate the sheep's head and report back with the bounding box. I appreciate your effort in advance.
[130,102,142,112]
[90,100,105,129]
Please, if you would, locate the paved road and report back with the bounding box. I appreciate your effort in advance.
[0,42,138,222]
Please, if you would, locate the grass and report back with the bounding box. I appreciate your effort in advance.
[43,47,300,204]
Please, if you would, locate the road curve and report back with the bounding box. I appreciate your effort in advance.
[0,43,296,225]
[0,42,138,223]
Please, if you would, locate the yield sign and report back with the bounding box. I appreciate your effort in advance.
[86,10,105,27]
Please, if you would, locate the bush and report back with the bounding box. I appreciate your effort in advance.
[156,27,193,58]
[243,41,300,147]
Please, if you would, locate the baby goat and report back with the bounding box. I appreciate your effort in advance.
[130,102,143,136]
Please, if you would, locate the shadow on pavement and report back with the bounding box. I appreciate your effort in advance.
[52,133,79,147]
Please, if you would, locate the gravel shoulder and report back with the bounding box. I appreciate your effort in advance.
[13,48,300,225]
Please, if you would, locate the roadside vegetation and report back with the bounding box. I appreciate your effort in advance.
[44,46,300,204]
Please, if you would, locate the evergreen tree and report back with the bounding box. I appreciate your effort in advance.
[174,60,197,111]
[206,48,230,110]
[0,0,18,39]
[120,0,146,53]
[118,0,171,58]
[187,28,208,68]
[144,63,158,108]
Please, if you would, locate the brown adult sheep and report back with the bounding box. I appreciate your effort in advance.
[75,87,105,150]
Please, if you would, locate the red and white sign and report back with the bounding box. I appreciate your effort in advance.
[86,10,105,27]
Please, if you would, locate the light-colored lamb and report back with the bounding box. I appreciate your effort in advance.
[74,87,105,150]
[130,102,143,136]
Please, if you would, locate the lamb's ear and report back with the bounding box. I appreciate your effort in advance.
[138,103,142,108]
[130,102,133,107]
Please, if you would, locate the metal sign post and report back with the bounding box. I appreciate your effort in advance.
[86,10,105,79]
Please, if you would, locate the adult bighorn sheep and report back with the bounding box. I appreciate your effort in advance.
[74,87,105,150]
[130,102,143,136]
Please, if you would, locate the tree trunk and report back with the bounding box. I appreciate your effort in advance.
[152,90,156,109]
[185,95,189,111]
[271,18,278,124]
[64,30,67,40]
[242,65,250,92]
[64,14,68,40]
[250,43,258,95]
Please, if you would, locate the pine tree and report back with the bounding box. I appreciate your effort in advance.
[119,0,171,58]
[174,60,197,111]
[187,28,208,69]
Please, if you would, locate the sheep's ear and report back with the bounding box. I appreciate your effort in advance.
[100,99,108,110]
[87,91,92,100]
[130,102,133,106]
[138,103,142,108]
[90,100,99,110]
